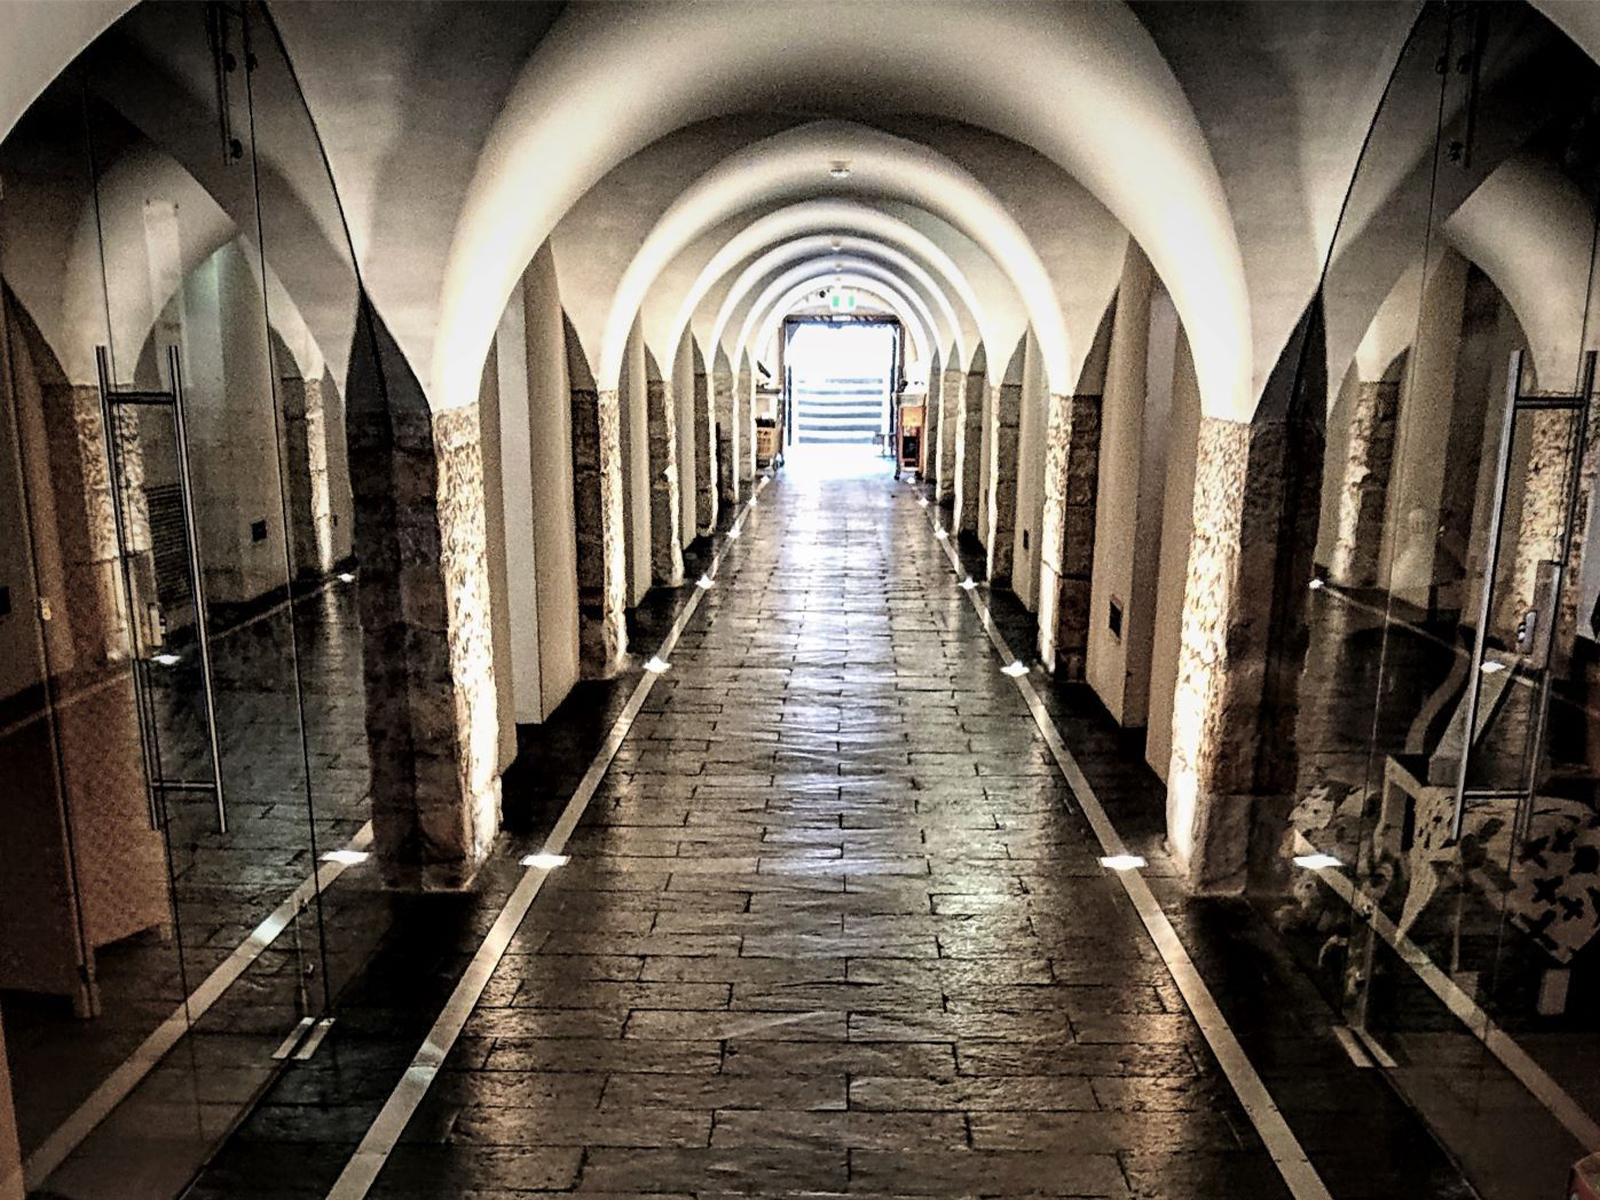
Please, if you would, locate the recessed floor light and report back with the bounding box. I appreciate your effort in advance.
[697,575,714,590]
[1307,578,1325,590]
[522,852,570,869]
[749,498,759,507]
[1001,661,1029,677]
[152,652,182,666]
[644,656,671,674]
[934,527,948,540]
[918,497,929,508]
[1100,854,1147,871]
[1480,660,1507,675]
[1292,853,1342,870]
[338,572,356,584]
[727,527,742,539]
[321,849,369,866]
[959,577,977,591]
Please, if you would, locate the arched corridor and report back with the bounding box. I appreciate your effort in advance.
[6,3,1600,1199]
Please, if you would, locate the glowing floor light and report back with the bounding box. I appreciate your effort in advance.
[338,572,357,584]
[727,527,742,539]
[1307,578,1325,591]
[959,577,977,591]
[152,652,182,667]
[1001,661,1030,678]
[1100,854,1147,871]
[696,575,715,590]
[522,853,570,869]
[321,849,369,866]
[918,496,929,508]
[1292,853,1343,870]
[934,527,949,540]
[1480,660,1507,675]
[644,656,671,674]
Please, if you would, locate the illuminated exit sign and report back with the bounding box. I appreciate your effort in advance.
[829,288,857,313]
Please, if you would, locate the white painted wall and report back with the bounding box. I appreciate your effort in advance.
[521,243,580,720]
[1010,331,1048,611]
[672,335,697,549]
[619,320,652,606]
[1145,332,1203,784]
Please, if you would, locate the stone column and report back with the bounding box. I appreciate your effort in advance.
[1166,410,1320,893]
[278,373,335,579]
[694,364,718,534]
[952,369,985,536]
[937,366,963,504]
[924,366,942,485]
[1495,408,1575,639]
[737,358,756,486]
[714,359,739,507]
[1037,393,1101,677]
[572,386,628,673]
[647,374,684,586]
[1326,379,1399,587]
[986,379,1023,584]
[347,313,503,890]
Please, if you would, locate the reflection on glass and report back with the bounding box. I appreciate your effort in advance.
[1279,3,1600,1195]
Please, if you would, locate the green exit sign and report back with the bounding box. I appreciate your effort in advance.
[829,289,857,313]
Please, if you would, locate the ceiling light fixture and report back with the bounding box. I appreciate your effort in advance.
[829,161,851,179]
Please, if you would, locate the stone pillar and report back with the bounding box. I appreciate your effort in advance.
[937,367,962,503]
[714,359,739,506]
[1166,411,1320,893]
[986,379,1023,584]
[694,364,717,534]
[647,374,684,586]
[572,387,628,673]
[1326,379,1399,587]
[347,312,502,890]
[737,358,756,486]
[278,373,335,579]
[952,369,985,535]
[924,366,942,485]
[1498,409,1575,634]
[1037,393,1101,677]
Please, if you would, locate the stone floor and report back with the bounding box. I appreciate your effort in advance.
[173,451,1485,1200]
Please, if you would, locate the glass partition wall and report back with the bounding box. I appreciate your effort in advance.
[1282,4,1600,1195]
[0,5,387,1196]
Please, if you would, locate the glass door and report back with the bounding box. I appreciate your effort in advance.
[97,345,228,837]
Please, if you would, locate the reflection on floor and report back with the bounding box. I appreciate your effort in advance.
[3,580,378,1195]
[182,460,1475,1200]
[1278,582,1600,1197]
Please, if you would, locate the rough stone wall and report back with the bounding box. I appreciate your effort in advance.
[278,374,336,579]
[694,369,718,534]
[938,368,963,503]
[46,383,140,666]
[1037,393,1101,678]
[1165,413,1318,893]
[714,365,739,507]
[647,377,684,586]
[350,398,500,890]
[1497,407,1575,639]
[986,381,1023,584]
[1327,380,1398,587]
[737,360,756,485]
[572,387,628,673]
[953,370,985,536]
